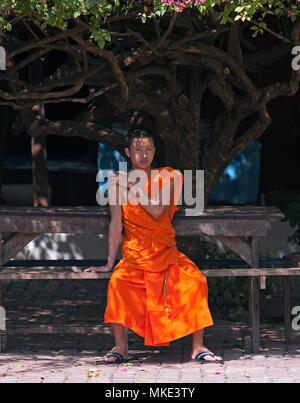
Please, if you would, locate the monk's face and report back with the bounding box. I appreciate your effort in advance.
[125,137,156,170]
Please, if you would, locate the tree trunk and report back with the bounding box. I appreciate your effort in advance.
[27,54,49,207]
[31,112,49,207]
[0,107,9,205]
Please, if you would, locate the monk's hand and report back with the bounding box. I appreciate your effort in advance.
[84,263,113,273]
[108,172,125,186]
[108,172,140,191]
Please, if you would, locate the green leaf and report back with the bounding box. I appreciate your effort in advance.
[101,29,111,42]
[73,10,81,19]
[97,38,105,49]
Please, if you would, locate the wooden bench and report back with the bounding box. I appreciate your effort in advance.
[1,258,299,353]
[0,205,296,353]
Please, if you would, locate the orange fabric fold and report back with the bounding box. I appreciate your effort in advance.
[104,166,213,346]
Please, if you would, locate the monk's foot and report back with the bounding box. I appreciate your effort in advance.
[97,345,128,363]
[190,346,223,362]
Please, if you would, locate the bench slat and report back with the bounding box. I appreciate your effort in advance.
[202,268,300,277]
[0,268,111,279]
[0,267,300,280]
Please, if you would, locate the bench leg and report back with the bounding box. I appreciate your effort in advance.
[0,280,7,353]
[0,234,7,353]
[0,330,7,353]
[249,276,260,353]
[248,237,260,353]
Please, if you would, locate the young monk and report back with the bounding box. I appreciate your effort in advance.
[84,128,223,364]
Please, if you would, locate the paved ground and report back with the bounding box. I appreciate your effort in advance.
[1,278,300,384]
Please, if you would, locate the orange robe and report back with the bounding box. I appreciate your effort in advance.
[104,166,213,346]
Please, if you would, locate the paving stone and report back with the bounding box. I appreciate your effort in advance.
[2,279,300,383]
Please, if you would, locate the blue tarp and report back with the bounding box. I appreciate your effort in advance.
[209,140,261,205]
[97,143,128,193]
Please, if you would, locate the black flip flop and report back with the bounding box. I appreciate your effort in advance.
[95,352,129,365]
[189,351,224,364]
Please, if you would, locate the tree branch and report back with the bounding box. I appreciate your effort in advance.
[0,79,84,101]
[69,33,128,111]
[228,104,271,161]
[152,12,177,52]
[126,66,183,97]
[174,44,260,100]
[252,19,291,44]
[27,119,126,154]
[7,25,88,60]
[227,21,243,65]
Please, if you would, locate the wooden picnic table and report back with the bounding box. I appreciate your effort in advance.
[0,205,293,353]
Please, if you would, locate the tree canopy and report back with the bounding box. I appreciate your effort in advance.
[0,1,300,204]
[1,1,300,48]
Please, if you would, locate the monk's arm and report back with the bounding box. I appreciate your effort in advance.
[105,175,124,270]
[84,178,123,273]
[108,171,169,219]
[106,203,123,270]
[84,204,122,273]
[140,180,175,219]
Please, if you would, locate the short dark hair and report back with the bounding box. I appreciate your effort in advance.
[126,128,155,149]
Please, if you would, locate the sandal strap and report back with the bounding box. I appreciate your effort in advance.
[105,352,123,361]
[195,351,215,360]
